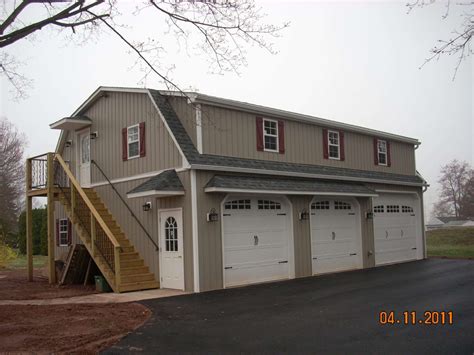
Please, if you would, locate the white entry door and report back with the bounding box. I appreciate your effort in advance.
[373,194,423,266]
[310,198,362,274]
[159,209,185,290]
[222,196,293,288]
[78,130,91,187]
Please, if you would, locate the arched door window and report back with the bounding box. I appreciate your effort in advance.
[165,217,178,251]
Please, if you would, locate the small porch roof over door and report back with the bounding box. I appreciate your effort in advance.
[127,169,185,198]
[50,116,92,130]
[204,174,378,197]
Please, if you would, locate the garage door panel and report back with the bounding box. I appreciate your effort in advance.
[311,198,362,275]
[373,194,422,266]
[223,197,291,288]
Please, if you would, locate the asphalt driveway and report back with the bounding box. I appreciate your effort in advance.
[106,259,474,354]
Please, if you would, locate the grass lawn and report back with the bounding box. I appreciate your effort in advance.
[426,227,474,258]
[3,253,48,269]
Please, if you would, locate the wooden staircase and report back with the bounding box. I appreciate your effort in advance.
[53,155,159,293]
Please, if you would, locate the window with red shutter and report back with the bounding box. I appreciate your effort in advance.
[373,138,379,165]
[122,128,128,161]
[67,219,72,245]
[139,122,146,157]
[339,131,345,161]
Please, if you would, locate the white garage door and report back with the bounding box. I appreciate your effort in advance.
[222,196,292,287]
[373,194,422,266]
[311,198,362,274]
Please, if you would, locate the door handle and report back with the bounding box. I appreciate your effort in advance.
[332,232,336,240]
[254,235,259,246]
[385,231,388,238]
[401,230,404,237]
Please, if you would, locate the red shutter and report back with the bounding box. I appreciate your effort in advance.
[339,131,345,161]
[256,117,264,151]
[139,122,146,157]
[387,141,391,167]
[323,129,329,159]
[55,219,59,246]
[373,138,379,165]
[122,128,128,161]
[278,120,285,154]
[67,219,72,246]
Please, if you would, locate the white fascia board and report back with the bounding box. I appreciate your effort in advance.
[374,189,420,195]
[196,104,203,154]
[49,118,92,130]
[127,190,185,199]
[205,187,378,197]
[191,164,424,187]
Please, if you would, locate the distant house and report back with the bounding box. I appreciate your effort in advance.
[426,216,474,230]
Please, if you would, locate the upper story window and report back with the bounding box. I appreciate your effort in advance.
[377,140,387,166]
[328,130,340,160]
[122,122,146,161]
[127,124,140,159]
[263,119,278,152]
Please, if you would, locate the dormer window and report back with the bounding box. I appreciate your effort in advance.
[328,130,340,160]
[377,140,387,166]
[263,119,278,152]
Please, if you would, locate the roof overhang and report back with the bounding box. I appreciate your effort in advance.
[127,190,185,199]
[205,175,379,197]
[192,164,425,187]
[205,187,378,197]
[50,116,91,130]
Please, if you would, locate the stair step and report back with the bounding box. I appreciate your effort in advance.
[119,280,160,293]
[121,266,150,275]
[121,259,144,268]
[121,273,156,283]
[121,252,140,260]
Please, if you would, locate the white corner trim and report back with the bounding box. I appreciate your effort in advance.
[196,104,203,154]
[190,170,200,292]
[89,167,190,188]
[191,164,424,187]
[127,190,185,199]
[205,187,378,197]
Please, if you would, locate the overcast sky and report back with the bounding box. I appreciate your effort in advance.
[0,1,472,217]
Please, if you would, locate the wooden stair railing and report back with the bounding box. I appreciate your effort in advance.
[53,154,122,291]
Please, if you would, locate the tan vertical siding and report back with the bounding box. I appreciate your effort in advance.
[200,104,416,176]
[73,91,183,183]
[357,197,375,268]
[288,196,313,277]
[195,170,226,291]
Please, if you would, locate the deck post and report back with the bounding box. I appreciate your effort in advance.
[26,159,33,281]
[114,246,121,291]
[90,214,96,256]
[46,153,56,284]
[71,185,76,223]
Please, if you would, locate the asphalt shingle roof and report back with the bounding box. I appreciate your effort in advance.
[148,90,424,186]
[127,169,184,194]
[206,175,378,195]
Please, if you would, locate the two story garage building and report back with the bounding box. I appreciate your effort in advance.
[50,87,428,292]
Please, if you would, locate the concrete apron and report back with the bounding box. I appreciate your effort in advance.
[0,289,188,306]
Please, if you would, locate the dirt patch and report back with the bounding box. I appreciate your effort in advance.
[0,303,151,353]
[0,268,97,300]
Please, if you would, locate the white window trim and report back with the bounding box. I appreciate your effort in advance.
[127,124,140,160]
[377,139,388,166]
[263,118,279,153]
[328,130,340,160]
[59,218,69,247]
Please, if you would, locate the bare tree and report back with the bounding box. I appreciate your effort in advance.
[0,117,27,241]
[407,0,473,79]
[434,160,473,218]
[0,0,288,99]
